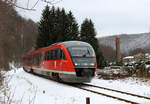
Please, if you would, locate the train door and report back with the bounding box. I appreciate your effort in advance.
[59,48,67,72]
[50,50,55,71]
[55,48,61,71]
[44,50,53,70]
[41,52,44,70]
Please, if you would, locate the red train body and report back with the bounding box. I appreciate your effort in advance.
[23,41,97,83]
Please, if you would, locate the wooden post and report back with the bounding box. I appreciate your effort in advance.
[86,97,90,104]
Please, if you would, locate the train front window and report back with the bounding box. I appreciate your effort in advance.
[68,46,95,57]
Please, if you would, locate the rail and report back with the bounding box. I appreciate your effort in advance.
[67,83,150,104]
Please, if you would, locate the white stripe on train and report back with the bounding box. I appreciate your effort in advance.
[31,67,76,75]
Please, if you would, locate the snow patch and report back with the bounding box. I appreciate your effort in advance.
[1,68,150,104]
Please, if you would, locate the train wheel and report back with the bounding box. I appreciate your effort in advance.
[23,67,33,73]
[52,72,61,82]
[23,67,27,72]
[56,74,62,82]
[30,69,33,73]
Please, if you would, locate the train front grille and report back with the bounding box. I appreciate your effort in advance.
[75,68,95,77]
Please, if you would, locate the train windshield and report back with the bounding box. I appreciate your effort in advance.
[68,46,95,57]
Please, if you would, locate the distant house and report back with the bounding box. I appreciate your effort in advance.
[123,53,150,66]
[145,53,150,61]
[123,56,134,65]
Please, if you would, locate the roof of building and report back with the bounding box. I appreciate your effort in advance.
[123,56,134,59]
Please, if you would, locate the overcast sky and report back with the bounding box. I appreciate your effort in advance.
[16,0,150,37]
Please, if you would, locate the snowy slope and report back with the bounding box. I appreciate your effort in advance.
[98,33,150,54]
[1,68,150,104]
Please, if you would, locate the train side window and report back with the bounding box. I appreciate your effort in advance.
[55,49,59,60]
[39,53,41,65]
[47,51,49,60]
[57,49,61,60]
[33,55,36,66]
[50,50,54,60]
[48,50,51,60]
[62,51,66,60]
[33,53,41,66]
[60,49,66,60]
[51,49,60,60]
[45,49,66,60]
[26,56,31,66]
[50,50,53,60]
[53,50,57,60]
[45,51,51,60]
[45,52,47,60]
[47,51,50,60]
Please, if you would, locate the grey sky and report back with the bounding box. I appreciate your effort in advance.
[16,0,150,37]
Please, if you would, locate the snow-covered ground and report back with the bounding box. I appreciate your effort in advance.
[1,68,150,104]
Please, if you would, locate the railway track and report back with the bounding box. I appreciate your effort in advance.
[68,83,150,104]
[29,71,150,103]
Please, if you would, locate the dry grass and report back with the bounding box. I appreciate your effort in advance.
[0,71,14,104]
[0,71,2,86]
[0,69,37,104]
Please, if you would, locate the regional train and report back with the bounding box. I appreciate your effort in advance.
[23,41,97,83]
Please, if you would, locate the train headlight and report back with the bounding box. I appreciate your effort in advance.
[74,63,79,66]
[90,63,95,66]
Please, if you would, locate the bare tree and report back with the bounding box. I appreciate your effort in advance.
[0,1,38,69]
[5,0,62,11]
[100,44,116,61]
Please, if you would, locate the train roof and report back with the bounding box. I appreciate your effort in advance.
[61,41,92,48]
[40,41,91,49]
[25,41,92,55]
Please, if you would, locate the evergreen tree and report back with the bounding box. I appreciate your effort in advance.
[54,9,79,41]
[36,5,51,49]
[80,18,105,67]
[48,6,58,44]
[66,11,79,40]
[36,6,79,49]
[54,8,67,42]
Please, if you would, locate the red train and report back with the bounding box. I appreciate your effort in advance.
[23,41,97,83]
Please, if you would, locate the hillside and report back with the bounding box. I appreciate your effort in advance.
[0,1,38,69]
[98,33,150,54]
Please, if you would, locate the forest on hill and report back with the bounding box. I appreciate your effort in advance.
[0,1,38,69]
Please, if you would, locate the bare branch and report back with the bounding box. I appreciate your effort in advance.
[42,0,62,5]
[6,1,36,11]
[4,0,62,11]
[30,0,40,10]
